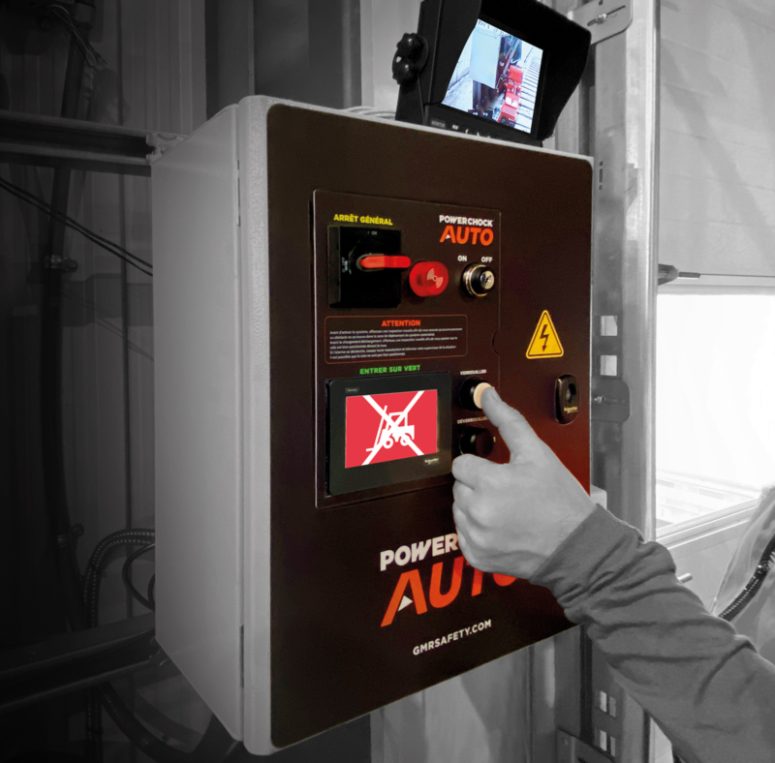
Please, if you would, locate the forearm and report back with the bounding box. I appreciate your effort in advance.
[532,506,775,763]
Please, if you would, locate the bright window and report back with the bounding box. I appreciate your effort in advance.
[656,292,775,532]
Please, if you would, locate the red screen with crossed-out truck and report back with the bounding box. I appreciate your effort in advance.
[345,389,439,469]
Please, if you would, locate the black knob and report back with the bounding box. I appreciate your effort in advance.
[459,378,493,411]
[458,427,496,457]
[396,32,423,57]
[462,263,496,298]
[392,33,428,85]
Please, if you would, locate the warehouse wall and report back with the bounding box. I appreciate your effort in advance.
[659,0,775,277]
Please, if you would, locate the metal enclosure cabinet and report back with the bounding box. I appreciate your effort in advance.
[153,96,592,753]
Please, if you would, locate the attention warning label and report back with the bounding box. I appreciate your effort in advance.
[326,316,467,363]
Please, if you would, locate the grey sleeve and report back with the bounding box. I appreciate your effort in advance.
[531,505,775,763]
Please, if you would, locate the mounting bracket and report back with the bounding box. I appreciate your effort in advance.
[569,0,633,45]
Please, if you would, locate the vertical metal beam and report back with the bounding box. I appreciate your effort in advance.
[534,3,594,759]
[549,2,659,761]
[207,0,363,113]
[205,0,256,117]
[307,0,362,107]
[591,0,658,537]
[339,0,363,107]
[589,2,660,762]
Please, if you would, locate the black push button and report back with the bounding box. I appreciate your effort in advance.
[458,427,495,457]
[459,378,493,411]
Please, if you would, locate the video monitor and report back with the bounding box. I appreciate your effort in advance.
[440,20,544,136]
[394,0,591,147]
[328,373,452,496]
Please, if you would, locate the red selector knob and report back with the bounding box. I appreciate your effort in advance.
[409,261,449,297]
[356,254,411,271]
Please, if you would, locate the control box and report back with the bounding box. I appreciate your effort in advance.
[153,97,591,753]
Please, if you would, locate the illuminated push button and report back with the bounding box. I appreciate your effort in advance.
[356,254,411,271]
[409,261,449,297]
[458,427,496,457]
[471,382,493,409]
[462,263,496,297]
[460,378,493,410]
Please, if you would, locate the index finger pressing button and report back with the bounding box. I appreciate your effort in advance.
[481,388,539,456]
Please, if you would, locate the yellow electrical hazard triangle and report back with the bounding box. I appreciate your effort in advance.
[526,310,564,359]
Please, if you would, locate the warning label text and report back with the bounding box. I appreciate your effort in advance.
[326,315,467,363]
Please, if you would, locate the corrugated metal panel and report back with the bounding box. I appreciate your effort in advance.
[659,0,775,278]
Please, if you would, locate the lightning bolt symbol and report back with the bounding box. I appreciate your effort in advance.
[540,324,550,351]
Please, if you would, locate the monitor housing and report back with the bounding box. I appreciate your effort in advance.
[394,0,591,146]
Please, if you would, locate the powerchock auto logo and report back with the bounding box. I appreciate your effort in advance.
[438,213,495,246]
[379,533,516,628]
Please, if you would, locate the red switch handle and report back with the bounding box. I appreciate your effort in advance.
[356,254,412,271]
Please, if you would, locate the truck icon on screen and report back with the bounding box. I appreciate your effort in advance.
[360,391,427,466]
[368,409,416,452]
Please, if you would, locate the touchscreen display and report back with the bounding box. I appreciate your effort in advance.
[441,19,544,134]
[345,389,438,469]
[326,373,451,498]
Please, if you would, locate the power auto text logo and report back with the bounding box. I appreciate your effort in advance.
[378,533,516,631]
[438,214,495,246]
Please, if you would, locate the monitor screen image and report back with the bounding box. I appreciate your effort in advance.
[344,389,439,469]
[441,19,544,134]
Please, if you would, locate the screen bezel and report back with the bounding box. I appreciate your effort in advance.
[433,15,548,142]
[327,373,452,497]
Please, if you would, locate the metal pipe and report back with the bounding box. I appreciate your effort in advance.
[39,18,90,635]
[0,143,150,175]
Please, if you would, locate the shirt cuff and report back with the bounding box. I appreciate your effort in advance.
[530,504,669,618]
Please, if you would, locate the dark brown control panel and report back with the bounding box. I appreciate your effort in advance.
[263,103,591,748]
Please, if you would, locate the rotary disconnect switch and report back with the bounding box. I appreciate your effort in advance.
[462,263,496,298]
[459,378,493,411]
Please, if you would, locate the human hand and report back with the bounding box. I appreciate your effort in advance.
[452,388,595,580]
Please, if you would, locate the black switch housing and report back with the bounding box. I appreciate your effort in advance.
[555,374,580,424]
[328,226,404,308]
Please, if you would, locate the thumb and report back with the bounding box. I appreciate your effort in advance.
[481,388,540,460]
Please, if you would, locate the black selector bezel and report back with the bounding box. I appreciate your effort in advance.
[459,377,492,410]
[458,426,496,456]
[462,263,496,298]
